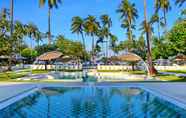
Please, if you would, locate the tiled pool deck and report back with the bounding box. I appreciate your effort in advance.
[0,82,186,110]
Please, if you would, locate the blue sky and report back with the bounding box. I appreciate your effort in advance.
[0,0,184,50]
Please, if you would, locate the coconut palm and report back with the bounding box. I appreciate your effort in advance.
[100,14,112,28]
[97,27,110,57]
[39,0,62,45]
[25,23,39,65]
[84,15,99,63]
[150,13,164,40]
[143,0,157,76]
[155,0,171,32]
[7,0,14,70]
[71,16,86,49]
[100,14,112,57]
[117,0,138,49]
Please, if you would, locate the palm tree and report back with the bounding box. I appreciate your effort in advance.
[35,31,43,47]
[100,14,112,57]
[8,0,14,70]
[97,27,110,57]
[155,0,171,32]
[117,0,138,50]
[175,0,186,7]
[150,13,164,40]
[84,15,99,63]
[25,23,38,64]
[71,16,86,50]
[39,0,62,45]
[143,0,157,76]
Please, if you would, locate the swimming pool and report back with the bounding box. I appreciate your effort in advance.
[0,87,186,118]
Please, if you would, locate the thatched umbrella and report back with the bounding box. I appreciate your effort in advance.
[37,51,63,61]
[173,54,186,65]
[174,54,186,61]
[37,51,63,70]
[117,53,142,62]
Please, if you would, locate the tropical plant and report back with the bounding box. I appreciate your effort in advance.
[143,0,157,76]
[117,0,138,50]
[84,15,99,63]
[21,48,38,60]
[150,13,164,40]
[56,35,89,61]
[71,16,86,49]
[155,0,171,32]
[166,20,186,55]
[100,14,112,57]
[39,0,62,45]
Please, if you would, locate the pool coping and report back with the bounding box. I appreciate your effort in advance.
[0,83,186,112]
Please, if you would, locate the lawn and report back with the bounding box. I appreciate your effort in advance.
[161,70,186,74]
[0,71,28,81]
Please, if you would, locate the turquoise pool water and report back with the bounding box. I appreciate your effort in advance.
[0,87,186,118]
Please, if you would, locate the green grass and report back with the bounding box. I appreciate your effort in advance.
[156,73,186,82]
[161,70,186,74]
[32,69,82,74]
[0,71,28,81]
[97,70,146,75]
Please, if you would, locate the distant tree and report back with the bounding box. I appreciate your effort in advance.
[56,35,89,61]
[117,0,138,50]
[155,0,171,32]
[21,48,38,61]
[71,16,86,49]
[84,15,99,62]
[166,20,186,55]
[100,14,112,57]
[39,0,62,45]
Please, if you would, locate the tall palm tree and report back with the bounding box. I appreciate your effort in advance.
[100,14,112,57]
[117,0,138,50]
[71,16,86,50]
[155,0,171,32]
[143,0,157,76]
[150,13,164,40]
[25,23,39,64]
[35,31,43,47]
[84,15,99,63]
[39,0,62,45]
[8,0,14,70]
[97,27,110,57]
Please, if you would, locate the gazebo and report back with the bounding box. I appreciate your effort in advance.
[173,54,186,65]
[37,51,63,70]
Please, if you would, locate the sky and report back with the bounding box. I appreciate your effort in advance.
[0,0,184,50]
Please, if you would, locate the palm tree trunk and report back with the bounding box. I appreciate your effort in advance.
[48,7,51,45]
[92,36,95,64]
[157,20,161,40]
[163,9,167,33]
[106,40,108,58]
[143,0,157,76]
[81,32,86,50]
[8,0,14,71]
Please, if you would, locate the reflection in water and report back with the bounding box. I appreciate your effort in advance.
[0,87,186,118]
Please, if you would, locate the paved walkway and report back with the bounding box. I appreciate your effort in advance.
[0,82,186,110]
[0,82,36,103]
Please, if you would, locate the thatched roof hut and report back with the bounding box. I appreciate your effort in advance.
[174,54,186,61]
[117,53,142,62]
[37,51,63,61]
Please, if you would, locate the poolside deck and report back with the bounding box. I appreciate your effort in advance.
[0,82,186,110]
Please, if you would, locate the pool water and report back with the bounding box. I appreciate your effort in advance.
[0,87,186,118]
